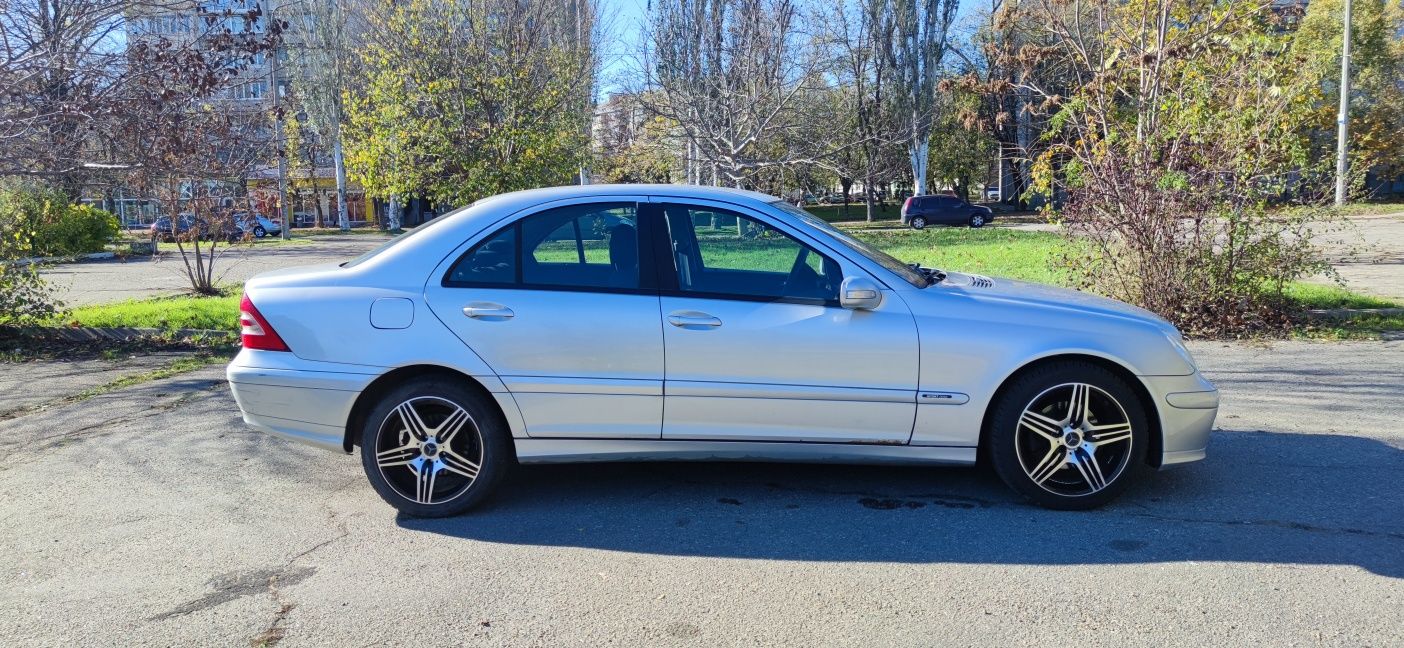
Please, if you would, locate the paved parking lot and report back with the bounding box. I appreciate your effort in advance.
[1,340,1401,646]
[38,235,387,306]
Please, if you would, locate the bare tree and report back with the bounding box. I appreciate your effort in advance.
[813,0,906,220]
[641,0,820,188]
[888,0,959,197]
[106,8,280,294]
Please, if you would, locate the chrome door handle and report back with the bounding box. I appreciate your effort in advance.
[667,312,721,328]
[463,305,514,319]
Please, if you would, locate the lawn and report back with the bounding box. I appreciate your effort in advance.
[61,293,241,332]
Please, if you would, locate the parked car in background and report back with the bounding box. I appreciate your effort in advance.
[234,212,282,238]
[984,187,1002,201]
[819,193,846,205]
[149,214,203,242]
[901,194,996,229]
[228,184,1216,518]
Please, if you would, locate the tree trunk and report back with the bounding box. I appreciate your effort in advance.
[910,130,930,196]
[387,195,401,231]
[864,169,876,222]
[333,137,350,231]
[840,178,853,219]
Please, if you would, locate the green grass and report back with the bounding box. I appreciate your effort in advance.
[1283,283,1402,310]
[848,226,1073,286]
[1294,313,1404,340]
[61,293,241,332]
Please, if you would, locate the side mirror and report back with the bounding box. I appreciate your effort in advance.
[839,276,882,310]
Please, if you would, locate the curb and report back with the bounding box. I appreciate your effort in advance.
[1304,308,1404,319]
[1,326,236,343]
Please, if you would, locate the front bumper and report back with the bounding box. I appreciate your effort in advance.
[226,349,378,453]
[1140,372,1219,467]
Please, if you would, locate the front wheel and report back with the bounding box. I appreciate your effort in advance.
[253,225,267,238]
[359,377,510,517]
[969,213,987,228]
[987,361,1149,510]
[909,215,927,230]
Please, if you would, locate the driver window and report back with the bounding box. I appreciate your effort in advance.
[663,204,840,303]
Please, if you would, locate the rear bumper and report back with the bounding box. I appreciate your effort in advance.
[226,349,378,453]
[1140,372,1219,468]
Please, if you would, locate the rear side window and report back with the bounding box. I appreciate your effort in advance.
[444,202,641,290]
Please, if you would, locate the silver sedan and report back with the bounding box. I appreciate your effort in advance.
[227,185,1218,516]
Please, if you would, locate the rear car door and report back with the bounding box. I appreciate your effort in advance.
[424,198,664,439]
[653,200,920,444]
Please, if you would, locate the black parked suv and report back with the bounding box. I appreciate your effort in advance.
[900,194,995,230]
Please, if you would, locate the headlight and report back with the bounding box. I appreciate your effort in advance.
[1165,331,1198,372]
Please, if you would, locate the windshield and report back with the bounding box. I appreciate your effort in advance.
[341,205,468,268]
[769,201,928,288]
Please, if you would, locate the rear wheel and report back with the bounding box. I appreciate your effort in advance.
[359,377,510,517]
[253,225,267,238]
[969,213,987,228]
[910,215,927,230]
[988,361,1148,510]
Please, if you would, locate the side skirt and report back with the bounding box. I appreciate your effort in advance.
[514,438,977,466]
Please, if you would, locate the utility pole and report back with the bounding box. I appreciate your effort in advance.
[269,0,292,240]
[1334,0,1352,207]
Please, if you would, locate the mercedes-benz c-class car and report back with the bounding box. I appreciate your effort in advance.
[227,185,1217,516]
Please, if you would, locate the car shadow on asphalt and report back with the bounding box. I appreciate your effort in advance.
[396,429,1404,578]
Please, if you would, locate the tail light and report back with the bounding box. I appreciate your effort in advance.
[239,294,290,352]
[901,197,912,215]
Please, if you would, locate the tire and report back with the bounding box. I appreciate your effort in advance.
[253,225,267,238]
[910,215,927,230]
[987,361,1149,510]
[969,213,987,228]
[359,377,511,517]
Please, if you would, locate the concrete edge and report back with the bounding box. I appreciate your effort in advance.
[0,325,236,342]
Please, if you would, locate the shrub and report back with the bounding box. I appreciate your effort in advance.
[34,203,121,257]
[0,183,120,257]
[1013,0,1338,336]
[0,203,60,326]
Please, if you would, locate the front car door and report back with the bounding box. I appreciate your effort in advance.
[654,200,920,444]
[424,198,664,439]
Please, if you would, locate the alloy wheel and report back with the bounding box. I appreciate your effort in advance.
[1014,383,1134,497]
[374,396,484,505]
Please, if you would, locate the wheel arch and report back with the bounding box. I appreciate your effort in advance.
[343,364,511,455]
[976,353,1164,468]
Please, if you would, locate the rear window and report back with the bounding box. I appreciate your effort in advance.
[341,207,466,268]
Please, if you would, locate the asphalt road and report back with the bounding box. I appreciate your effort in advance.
[1,340,1402,646]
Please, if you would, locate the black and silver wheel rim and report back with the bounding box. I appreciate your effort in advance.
[374,396,483,505]
[1015,383,1134,497]
[971,214,985,227]
[911,217,926,229]
[254,226,266,238]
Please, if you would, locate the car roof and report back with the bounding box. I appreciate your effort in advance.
[472,184,781,213]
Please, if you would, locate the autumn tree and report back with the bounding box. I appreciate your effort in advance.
[1013,0,1332,334]
[1290,0,1404,190]
[344,0,599,208]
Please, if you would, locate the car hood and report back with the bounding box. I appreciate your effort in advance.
[936,272,1179,336]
